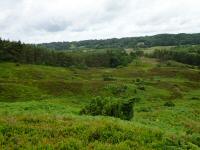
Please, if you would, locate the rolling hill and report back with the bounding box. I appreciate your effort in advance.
[0,57,199,149]
[38,33,200,50]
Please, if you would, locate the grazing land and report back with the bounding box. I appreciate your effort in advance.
[0,56,199,149]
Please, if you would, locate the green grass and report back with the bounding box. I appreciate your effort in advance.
[0,59,199,149]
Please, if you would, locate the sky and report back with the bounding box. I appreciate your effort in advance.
[0,0,200,43]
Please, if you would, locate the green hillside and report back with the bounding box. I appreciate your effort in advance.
[39,33,200,50]
[0,58,199,149]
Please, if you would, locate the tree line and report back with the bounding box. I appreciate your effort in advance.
[39,33,200,50]
[0,38,133,68]
[150,45,200,66]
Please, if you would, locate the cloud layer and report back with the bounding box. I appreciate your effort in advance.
[0,0,200,43]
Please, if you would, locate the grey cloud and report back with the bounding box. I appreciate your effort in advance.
[32,19,71,32]
[70,27,87,32]
[0,0,200,43]
[44,24,66,32]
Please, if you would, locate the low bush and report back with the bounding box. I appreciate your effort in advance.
[138,85,145,91]
[76,63,88,70]
[15,63,20,66]
[102,74,115,81]
[135,78,141,83]
[137,107,152,112]
[164,101,175,107]
[135,78,146,91]
[104,84,128,96]
[80,97,135,120]
[191,97,199,100]
[171,87,183,99]
[156,64,161,68]
[112,85,128,95]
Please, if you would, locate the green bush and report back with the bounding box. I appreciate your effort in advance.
[135,78,141,83]
[111,85,128,95]
[80,97,135,120]
[76,63,88,70]
[102,74,115,81]
[164,101,175,107]
[138,85,145,91]
[135,78,146,91]
[104,84,128,96]
[190,96,199,100]
[137,107,152,112]
[15,63,20,66]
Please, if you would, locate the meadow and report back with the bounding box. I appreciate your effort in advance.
[0,57,199,149]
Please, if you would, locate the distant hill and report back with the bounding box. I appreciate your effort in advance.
[38,33,200,50]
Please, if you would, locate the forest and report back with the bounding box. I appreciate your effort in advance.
[39,33,200,50]
[0,38,133,68]
[150,45,200,66]
[1,33,200,68]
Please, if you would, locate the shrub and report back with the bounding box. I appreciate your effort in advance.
[135,78,145,85]
[135,79,145,91]
[138,85,145,91]
[134,89,137,94]
[189,133,200,147]
[191,97,199,100]
[76,63,88,70]
[112,85,128,95]
[156,64,161,68]
[166,61,172,66]
[102,74,115,81]
[171,87,183,99]
[164,101,175,107]
[137,107,152,112]
[80,97,135,120]
[57,138,83,150]
[104,84,128,96]
[135,78,141,83]
[80,97,105,116]
[15,63,20,66]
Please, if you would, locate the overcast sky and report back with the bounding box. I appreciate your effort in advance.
[0,0,200,43]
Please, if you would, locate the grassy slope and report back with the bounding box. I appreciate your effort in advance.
[0,58,200,149]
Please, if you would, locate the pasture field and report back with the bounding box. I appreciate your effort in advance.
[0,58,199,149]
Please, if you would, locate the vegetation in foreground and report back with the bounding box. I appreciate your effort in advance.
[80,97,135,120]
[0,57,200,149]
